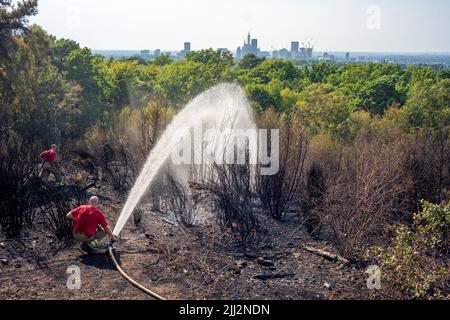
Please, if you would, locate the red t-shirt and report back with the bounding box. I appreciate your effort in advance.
[71,205,108,237]
[40,149,58,166]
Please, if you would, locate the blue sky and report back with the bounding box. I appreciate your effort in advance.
[29,0,450,52]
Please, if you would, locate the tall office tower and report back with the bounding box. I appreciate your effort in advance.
[236,47,242,59]
[346,52,350,60]
[184,42,191,54]
[251,39,258,54]
[239,32,260,58]
[291,41,299,58]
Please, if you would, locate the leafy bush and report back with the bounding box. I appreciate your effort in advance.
[373,201,450,298]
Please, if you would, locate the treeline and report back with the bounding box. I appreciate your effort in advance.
[1,1,449,299]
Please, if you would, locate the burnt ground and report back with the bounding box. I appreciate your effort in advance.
[0,185,382,300]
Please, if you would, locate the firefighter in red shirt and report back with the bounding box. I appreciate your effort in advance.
[39,144,62,184]
[66,196,118,254]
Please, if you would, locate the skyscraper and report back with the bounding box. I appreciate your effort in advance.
[291,41,299,58]
[180,42,191,58]
[236,32,260,58]
[140,50,150,57]
[184,42,191,54]
[236,47,242,59]
[251,39,258,53]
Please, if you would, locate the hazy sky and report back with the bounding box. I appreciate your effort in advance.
[29,0,450,52]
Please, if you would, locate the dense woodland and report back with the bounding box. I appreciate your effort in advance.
[1,1,449,299]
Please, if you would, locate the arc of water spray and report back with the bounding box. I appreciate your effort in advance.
[113,84,257,236]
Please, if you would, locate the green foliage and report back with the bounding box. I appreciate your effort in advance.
[354,75,401,114]
[373,201,450,298]
[152,54,173,66]
[186,48,235,83]
[154,60,216,107]
[240,59,302,86]
[186,48,233,69]
[304,61,338,83]
[62,48,115,130]
[1,4,448,152]
[238,54,265,69]
[0,25,83,143]
[49,38,80,70]
[294,83,353,142]
[398,79,450,130]
[105,59,150,107]
[0,0,38,59]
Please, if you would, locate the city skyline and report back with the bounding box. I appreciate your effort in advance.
[29,0,450,53]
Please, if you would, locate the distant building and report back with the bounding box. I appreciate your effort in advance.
[346,52,350,61]
[236,47,242,59]
[278,48,290,59]
[140,50,150,57]
[184,42,191,54]
[180,42,191,58]
[236,32,261,58]
[299,43,313,60]
[154,49,161,57]
[291,41,299,58]
[304,47,313,60]
[235,33,313,60]
[251,39,258,53]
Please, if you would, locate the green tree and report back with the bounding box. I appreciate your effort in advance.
[240,59,302,86]
[63,48,114,129]
[186,48,234,82]
[49,38,81,71]
[399,79,450,130]
[356,75,401,114]
[152,54,173,66]
[303,61,338,83]
[0,0,38,107]
[0,25,82,142]
[238,54,265,69]
[155,60,214,107]
[373,201,450,298]
[0,0,38,59]
[295,83,352,142]
[106,60,149,107]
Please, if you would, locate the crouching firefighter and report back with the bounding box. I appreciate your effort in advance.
[66,196,118,254]
[39,144,63,185]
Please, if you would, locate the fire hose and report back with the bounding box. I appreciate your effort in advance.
[107,244,166,300]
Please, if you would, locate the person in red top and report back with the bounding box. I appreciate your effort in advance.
[67,196,117,254]
[39,144,62,184]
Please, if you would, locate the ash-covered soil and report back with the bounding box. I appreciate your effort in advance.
[0,185,379,300]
